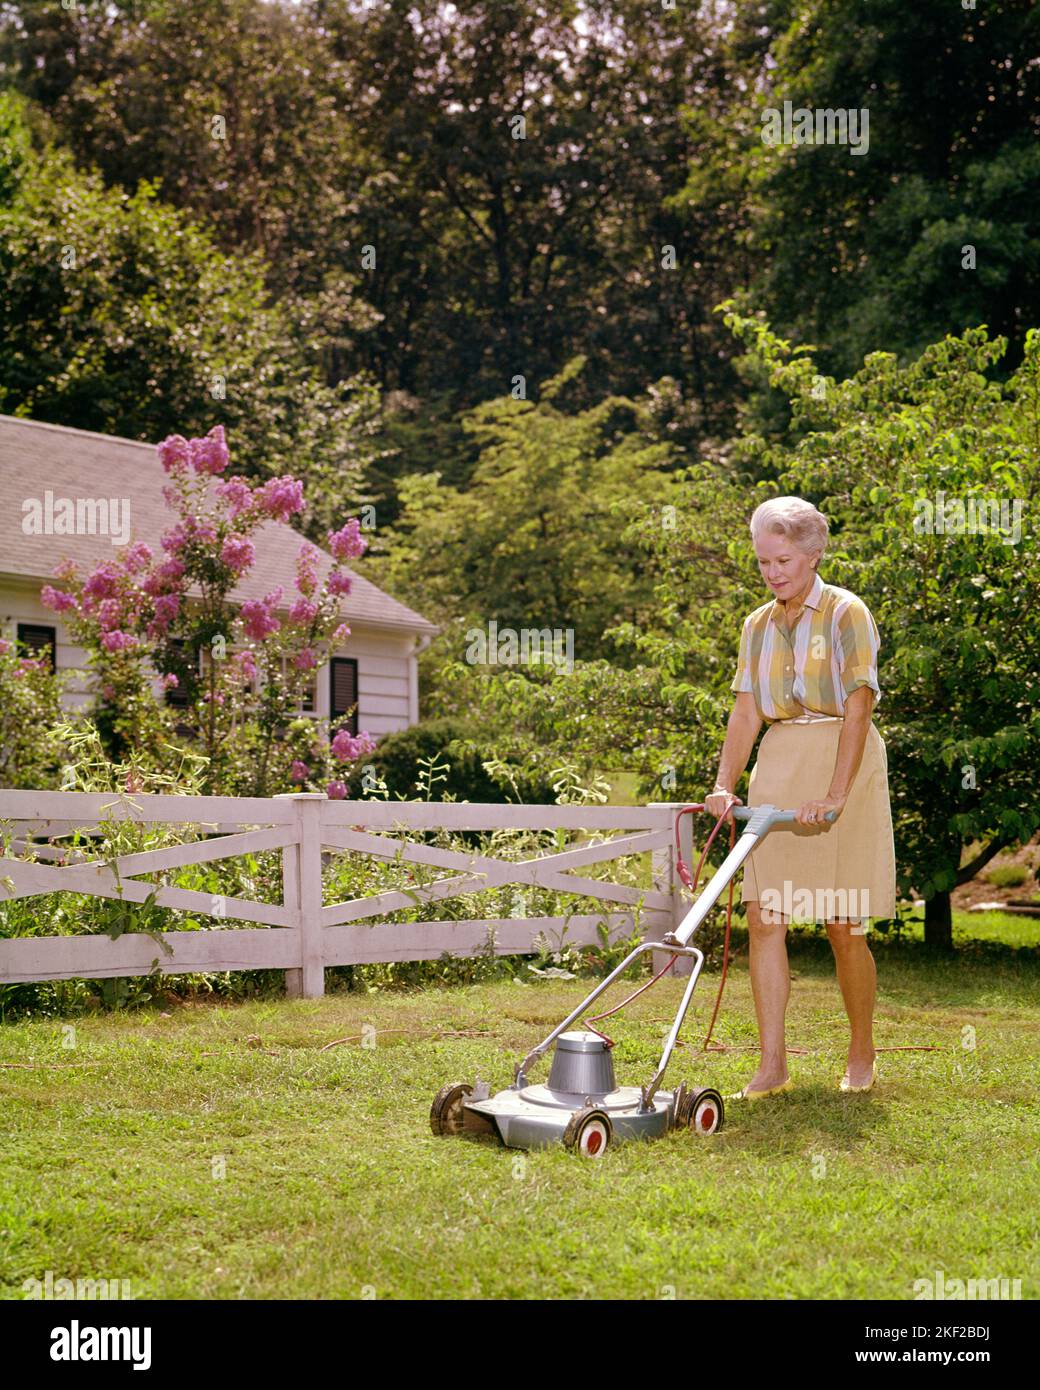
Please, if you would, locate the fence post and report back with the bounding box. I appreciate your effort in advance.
[648,802,694,977]
[275,793,327,999]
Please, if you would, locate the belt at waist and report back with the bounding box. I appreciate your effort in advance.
[777,712,844,724]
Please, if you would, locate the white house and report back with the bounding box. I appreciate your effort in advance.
[0,414,439,738]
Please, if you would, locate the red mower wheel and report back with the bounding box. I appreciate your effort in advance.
[684,1087,724,1135]
[563,1107,612,1158]
[430,1081,473,1137]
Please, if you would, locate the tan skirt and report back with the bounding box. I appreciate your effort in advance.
[740,717,896,929]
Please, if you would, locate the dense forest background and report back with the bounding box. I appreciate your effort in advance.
[1,0,1038,943]
[3,1,1036,503]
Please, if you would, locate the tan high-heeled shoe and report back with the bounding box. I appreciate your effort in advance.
[727,1078,794,1101]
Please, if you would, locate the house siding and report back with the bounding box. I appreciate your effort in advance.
[1,576,421,738]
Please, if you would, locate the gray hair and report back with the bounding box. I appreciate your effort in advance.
[750,496,828,562]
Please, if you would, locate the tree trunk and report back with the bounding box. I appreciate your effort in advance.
[924,890,954,951]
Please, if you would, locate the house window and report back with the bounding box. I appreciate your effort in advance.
[17,623,56,672]
[165,638,195,707]
[279,657,316,713]
[330,658,359,735]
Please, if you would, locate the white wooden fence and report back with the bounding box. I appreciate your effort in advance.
[0,791,699,997]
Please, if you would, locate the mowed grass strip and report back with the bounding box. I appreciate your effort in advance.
[1,935,1037,1300]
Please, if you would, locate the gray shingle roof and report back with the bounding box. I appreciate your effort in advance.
[0,415,438,635]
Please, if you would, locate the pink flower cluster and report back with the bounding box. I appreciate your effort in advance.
[240,588,283,641]
[81,564,121,604]
[221,535,255,575]
[295,542,321,597]
[147,593,181,641]
[289,597,318,626]
[328,519,367,562]
[38,423,371,757]
[40,585,75,613]
[256,477,305,523]
[157,425,229,477]
[142,557,186,596]
[331,729,377,763]
[236,650,258,682]
[215,476,254,520]
[124,542,153,574]
[101,630,138,653]
[162,516,217,556]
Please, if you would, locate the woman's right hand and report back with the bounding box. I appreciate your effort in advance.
[705,788,743,822]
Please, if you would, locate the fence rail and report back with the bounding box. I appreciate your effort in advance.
[0,790,698,997]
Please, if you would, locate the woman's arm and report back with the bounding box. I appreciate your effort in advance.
[795,684,874,825]
[705,692,763,819]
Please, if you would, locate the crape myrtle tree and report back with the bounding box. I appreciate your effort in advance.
[41,426,376,797]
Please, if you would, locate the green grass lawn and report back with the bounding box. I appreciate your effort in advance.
[1,924,1038,1300]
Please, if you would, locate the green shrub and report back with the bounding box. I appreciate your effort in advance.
[985,865,1029,889]
[342,717,559,803]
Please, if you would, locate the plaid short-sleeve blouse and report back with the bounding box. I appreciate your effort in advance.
[730,572,881,724]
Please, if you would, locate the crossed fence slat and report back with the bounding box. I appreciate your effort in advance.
[0,859,292,928]
[319,826,673,925]
[1,825,293,886]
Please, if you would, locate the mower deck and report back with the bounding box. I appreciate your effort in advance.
[464,1082,677,1150]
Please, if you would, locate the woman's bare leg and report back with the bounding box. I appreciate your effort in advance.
[825,920,877,1086]
[743,900,791,1089]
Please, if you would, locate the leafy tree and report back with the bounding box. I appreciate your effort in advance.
[337,715,559,804]
[680,0,1040,379]
[719,308,1040,948]
[447,315,1040,950]
[367,359,685,682]
[1,0,747,465]
[0,90,379,540]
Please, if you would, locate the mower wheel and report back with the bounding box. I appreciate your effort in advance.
[683,1087,724,1135]
[430,1081,473,1137]
[563,1107,612,1158]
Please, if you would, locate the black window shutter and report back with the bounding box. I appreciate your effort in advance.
[330,658,359,735]
[17,623,56,672]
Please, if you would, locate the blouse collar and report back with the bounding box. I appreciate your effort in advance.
[769,569,823,627]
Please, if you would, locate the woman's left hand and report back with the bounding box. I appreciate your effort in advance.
[795,794,846,827]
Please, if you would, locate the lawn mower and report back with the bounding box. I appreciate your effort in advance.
[430,802,833,1156]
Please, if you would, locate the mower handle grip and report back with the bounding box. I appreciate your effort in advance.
[731,806,838,824]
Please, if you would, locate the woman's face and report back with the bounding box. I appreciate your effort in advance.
[755,530,816,599]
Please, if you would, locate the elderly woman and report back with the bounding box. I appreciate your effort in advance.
[705,496,896,1098]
